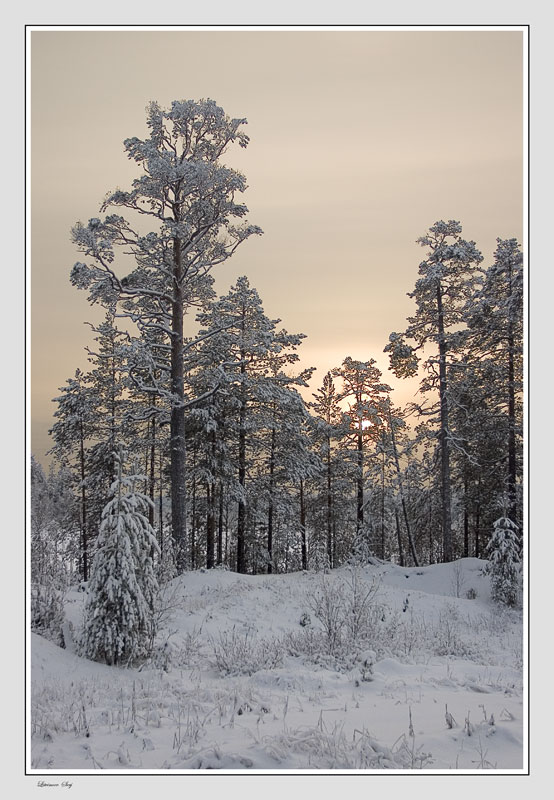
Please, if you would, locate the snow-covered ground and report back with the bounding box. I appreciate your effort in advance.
[29,558,525,773]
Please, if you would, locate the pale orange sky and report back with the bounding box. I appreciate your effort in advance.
[31,28,524,465]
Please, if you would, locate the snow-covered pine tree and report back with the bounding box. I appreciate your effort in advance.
[310,372,349,568]
[30,457,67,647]
[467,238,524,528]
[69,100,261,569]
[49,370,97,580]
[194,276,312,573]
[382,400,420,566]
[384,221,483,562]
[332,357,391,553]
[487,517,521,607]
[84,313,132,539]
[80,450,159,665]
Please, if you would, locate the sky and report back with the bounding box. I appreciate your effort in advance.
[30,27,524,466]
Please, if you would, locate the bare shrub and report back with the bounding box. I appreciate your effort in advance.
[209,627,284,676]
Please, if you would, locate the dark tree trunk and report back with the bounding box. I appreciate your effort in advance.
[170,235,187,571]
[149,416,156,530]
[475,495,481,558]
[356,430,364,536]
[380,450,386,559]
[158,446,164,558]
[190,476,197,570]
[237,360,247,573]
[326,438,333,567]
[507,330,517,525]
[436,282,453,562]
[206,482,215,569]
[267,425,276,574]
[206,425,216,569]
[79,421,88,582]
[505,258,518,527]
[300,478,307,571]
[395,509,405,567]
[387,405,419,566]
[463,475,469,558]
[428,481,434,565]
[217,483,224,566]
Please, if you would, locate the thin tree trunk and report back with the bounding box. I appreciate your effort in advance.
[206,482,215,569]
[149,416,156,530]
[357,430,364,536]
[463,475,469,558]
[267,424,276,574]
[300,478,307,571]
[474,491,481,558]
[505,257,518,526]
[191,466,197,570]
[206,424,216,569]
[217,483,224,566]
[395,508,405,567]
[387,405,419,566]
[326,437,333,567]
[428,478,434,565]
[507,330,517,524]
[236,330,247,573]
[436,282,453,562]
[79,421,88,581]
[158,445,164,559]
[381,450,386,559]
[170,235,187,571]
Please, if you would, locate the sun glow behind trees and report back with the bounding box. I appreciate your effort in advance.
[37,94,523,588]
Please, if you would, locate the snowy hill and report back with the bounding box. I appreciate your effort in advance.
[30,559,524,772]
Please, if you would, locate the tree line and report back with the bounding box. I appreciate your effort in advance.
[32,99,523,599]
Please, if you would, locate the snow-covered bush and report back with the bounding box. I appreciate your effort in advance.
[308,567,380,655]
[209,627,284,676]
[286,568,381,669]
[31,584,65,648]
[80,451,159,666]
[487,517,521,607]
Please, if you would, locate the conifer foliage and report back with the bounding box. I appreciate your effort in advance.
[486,517,521,607]
[36,97,524,595]
[80,450,159,665]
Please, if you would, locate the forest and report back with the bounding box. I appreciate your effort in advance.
[30,99,523,668]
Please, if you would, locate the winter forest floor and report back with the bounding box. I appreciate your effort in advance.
[30,558,525,773]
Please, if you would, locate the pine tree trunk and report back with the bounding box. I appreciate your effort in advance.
[357,430,364,536]
[206,482,215,569]
[237,366,247,573]
[158,446,164,558]
[381,450,386,559]
[475,493,481,558]
[206,425,216,569]
[267,425,276,574]
[300,478,307,571]
[428,480,434,565]
[79,423,88,582]
[395,508,405,567]
[326,438,333,567]
[436,282,453,562]
[170,235,187,571]
[506,258,518,526]
[149,415,156,531]
[463,475,469,558]
[236,316,247,573]
[191,475,197,570]
[507,329,517,524]
[387,406,419,566]
[217,483,224,566]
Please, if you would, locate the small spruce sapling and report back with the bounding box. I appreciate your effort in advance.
[486,517,521,607]
[80,450,159,665]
